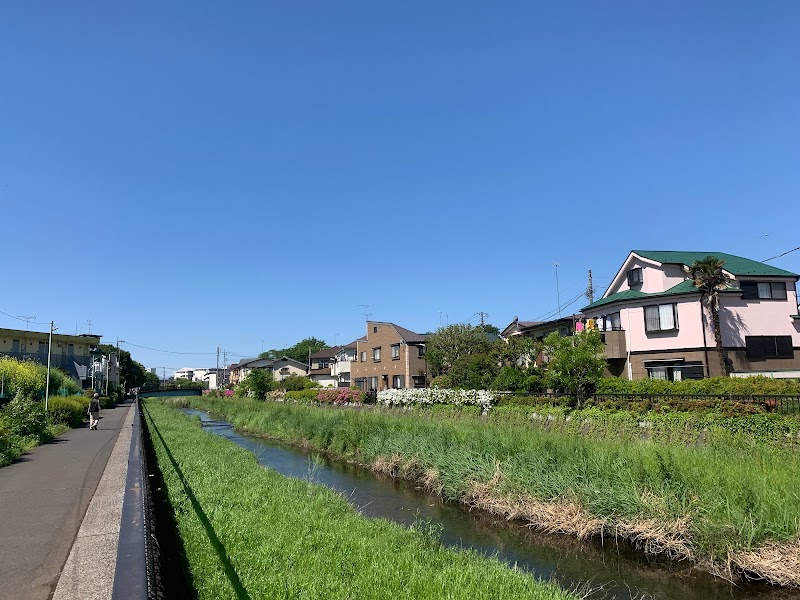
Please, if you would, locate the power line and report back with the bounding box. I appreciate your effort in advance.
[764,246,800,263]
[534,289,587,321]
[0,309,50,326]
[120,341,217,355]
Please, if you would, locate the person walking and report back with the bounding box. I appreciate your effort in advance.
[88,393,102,430]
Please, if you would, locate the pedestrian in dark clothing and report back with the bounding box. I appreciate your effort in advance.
[88,393,101,430]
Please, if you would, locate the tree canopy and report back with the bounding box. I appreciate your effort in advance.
[541,330,606,406]
[425,324,494,377]
[98,344,149,391]
[259,337,328,364]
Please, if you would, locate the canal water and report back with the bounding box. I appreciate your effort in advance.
[182,409,799,600]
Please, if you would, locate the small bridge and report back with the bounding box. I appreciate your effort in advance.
[138,384,203,398]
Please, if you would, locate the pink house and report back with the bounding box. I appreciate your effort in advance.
[582,251,800,380]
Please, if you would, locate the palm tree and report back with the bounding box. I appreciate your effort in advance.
[690,256,731,377]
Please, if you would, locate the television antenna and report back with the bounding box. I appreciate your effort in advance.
[357,304,372,320]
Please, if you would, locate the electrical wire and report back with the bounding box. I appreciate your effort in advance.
[121,341,217,355]
[764,246,800,263]
[0,309,50,326]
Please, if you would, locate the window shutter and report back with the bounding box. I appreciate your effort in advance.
[745,336,765,359]
[776,336,794,358]
[740,282,758,300]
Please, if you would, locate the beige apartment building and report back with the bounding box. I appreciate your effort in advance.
[0,327,102,384]
[352,322,428,390]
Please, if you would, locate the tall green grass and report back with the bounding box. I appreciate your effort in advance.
[142,400,575,600]
[179,397,800,560]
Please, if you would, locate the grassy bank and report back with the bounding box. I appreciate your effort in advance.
[176,396,800,587]
[142,399,576,600]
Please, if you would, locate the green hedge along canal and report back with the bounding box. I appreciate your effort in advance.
[182,409,797,600]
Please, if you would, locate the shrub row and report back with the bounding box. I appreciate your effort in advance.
[595,375,800,396]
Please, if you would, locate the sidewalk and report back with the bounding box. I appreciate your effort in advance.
[0,399,134,600]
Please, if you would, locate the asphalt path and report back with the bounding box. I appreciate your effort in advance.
[0,400,133,600]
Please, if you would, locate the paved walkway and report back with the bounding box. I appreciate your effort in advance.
[0,400,134,600]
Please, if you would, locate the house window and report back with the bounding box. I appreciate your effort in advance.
[627,268,643,287]
[746,336,794,360]
[418,345,426,358]
[412,375,426,388]
[373,326,378,333]
[391,344,400,359]
[644,303,678,332]
[601,313,621,331]
[741,281,787,300]
[373,347,381,361]
[360,351,366,362]
[392,375,405,388]
[368,376,378,390]
[645,361,704,381]
[354,378,366,390]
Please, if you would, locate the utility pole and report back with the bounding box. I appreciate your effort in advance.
[587,269,594,305]
[216,347,220,390]
[477,312,488,328]
[116,338,125,393]
[554,262,561,318]
[45,321,56,411]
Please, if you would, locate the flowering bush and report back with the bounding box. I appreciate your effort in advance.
[224,389,234,397]
[377,388,497,411]
[317,388,365,405]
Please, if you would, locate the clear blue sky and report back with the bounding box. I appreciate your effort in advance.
[1,1,798,375]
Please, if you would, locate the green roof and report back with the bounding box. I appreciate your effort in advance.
[633,250,797,277]
[582,279,741,312]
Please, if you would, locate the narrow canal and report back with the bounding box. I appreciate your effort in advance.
[182,409,798,600]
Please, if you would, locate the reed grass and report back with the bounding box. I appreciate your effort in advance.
[143,399,576,600]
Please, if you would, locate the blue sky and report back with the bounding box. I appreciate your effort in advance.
[1,1,798,375]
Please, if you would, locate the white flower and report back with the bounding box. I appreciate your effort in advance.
[376,388,496,410]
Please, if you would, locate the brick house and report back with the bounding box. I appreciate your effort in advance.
[352,322,428,390]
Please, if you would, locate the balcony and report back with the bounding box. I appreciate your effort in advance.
[600,330,627,359]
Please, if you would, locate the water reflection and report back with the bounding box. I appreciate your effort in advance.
[182,409,798,600]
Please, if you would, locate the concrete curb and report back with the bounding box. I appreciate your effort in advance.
[53,405,135,600]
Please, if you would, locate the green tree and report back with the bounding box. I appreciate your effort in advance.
[449,354,498,389]
[542,330,606,407]
[690,256,731,377]
[235,368,273,399]
[259,337,328,365]
[143,370,160,388]
[98,344,149,391]
[425,324,493,377]
[278,373,319,391]
[493,335,539,370]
